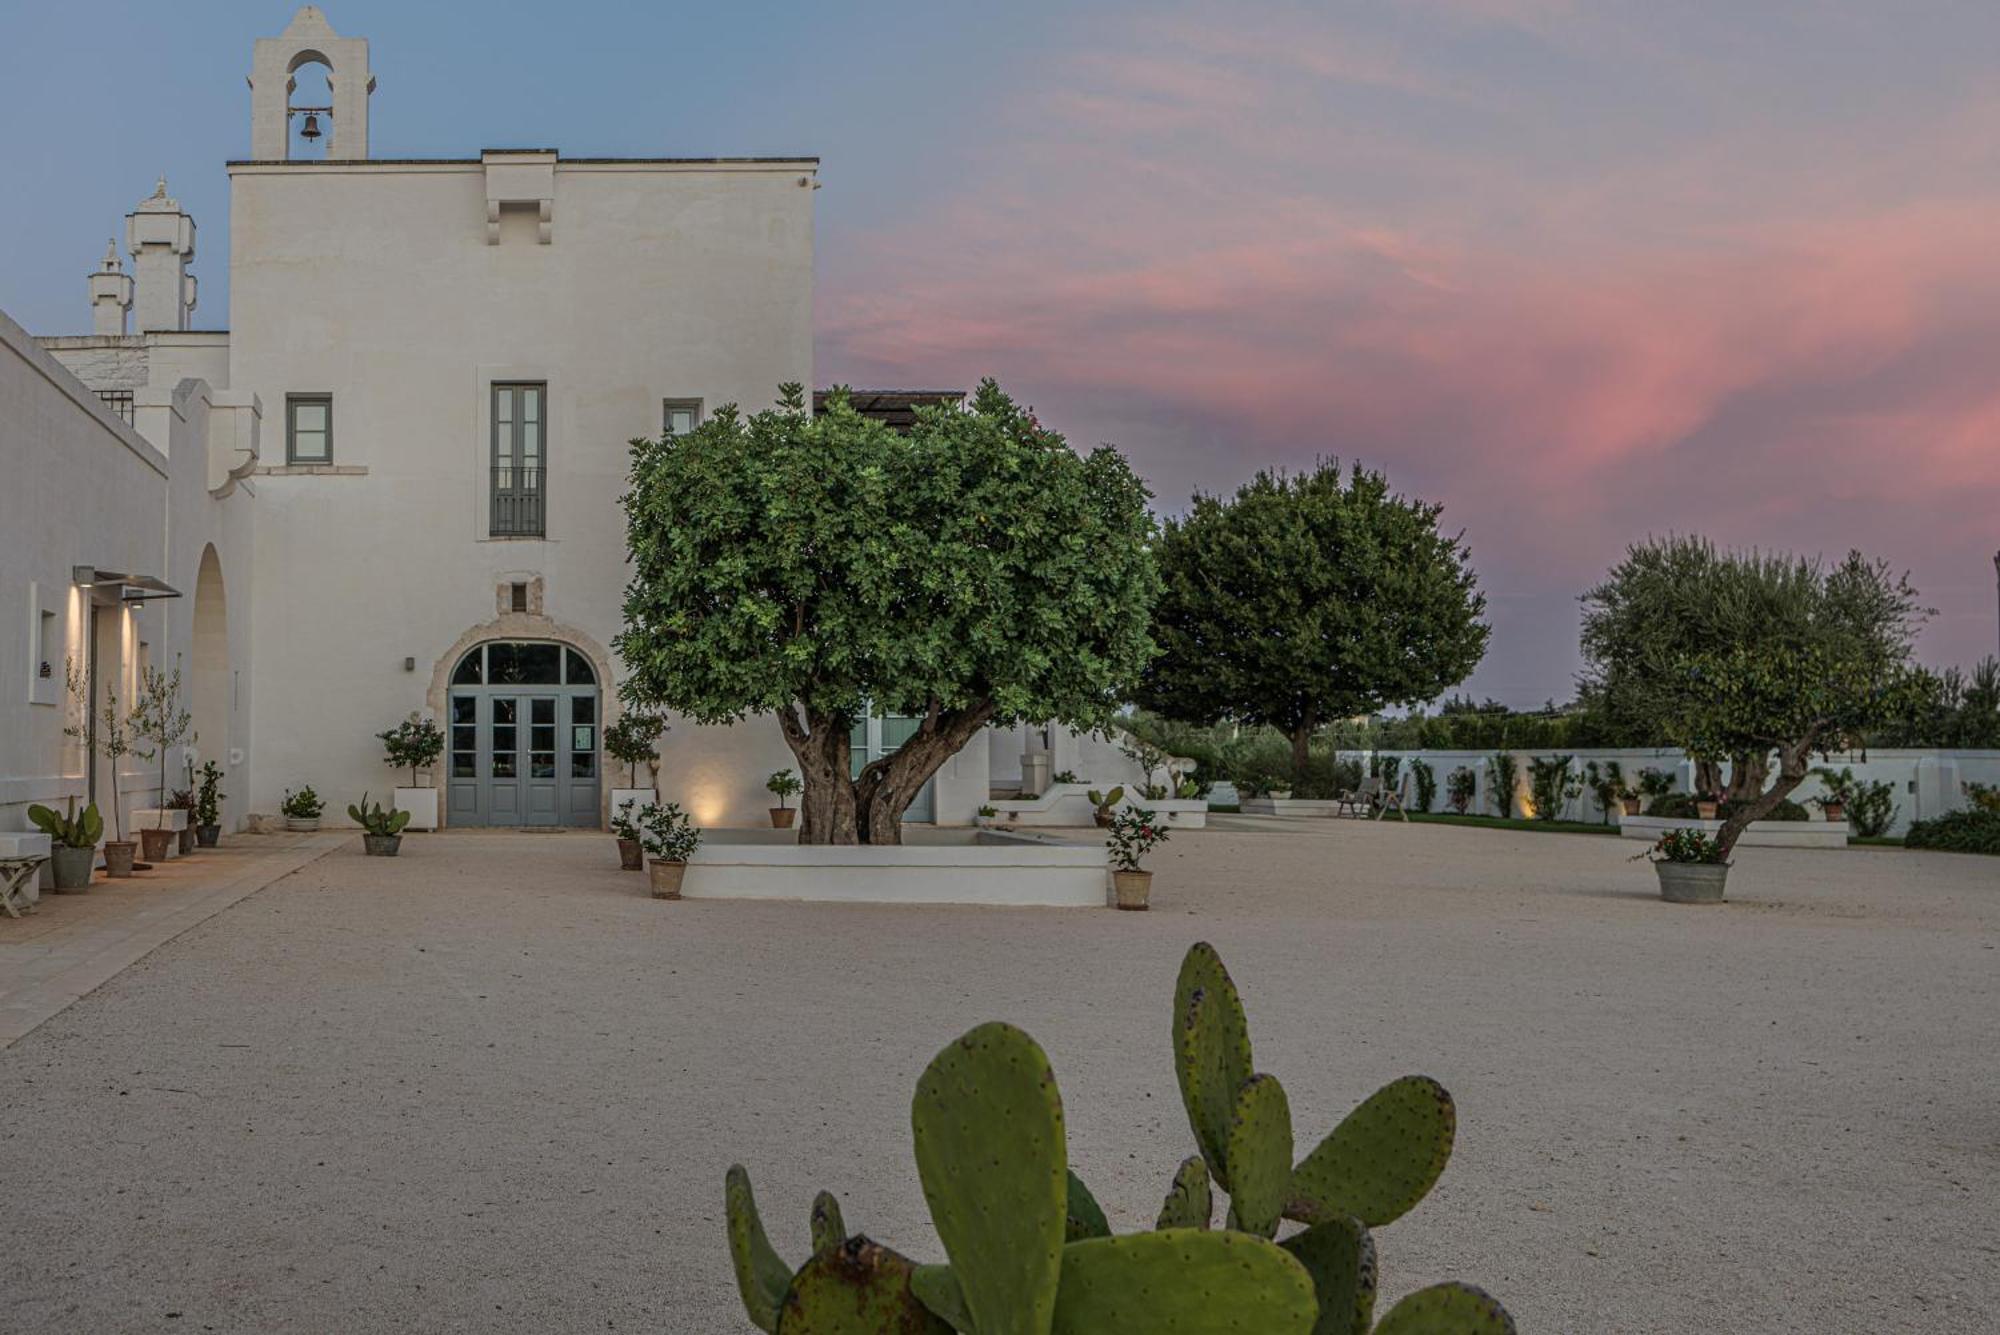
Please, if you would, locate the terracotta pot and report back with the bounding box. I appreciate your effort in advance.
[1112,868,1153,911]
[616,837,644,871]
[1620,797,1641,816]
[1094,812,1113,829]
[103,841,137,878]
[1821,802,1845,823]
[649,858,687,900]
[362,833,402,857]
[178,825,197,854]
[1695,801,1719,820]
[1655,861,1728,904]
[139,828,176,862]
[770,807,796,829]
[50,845,96,892]
[196,824,221,847]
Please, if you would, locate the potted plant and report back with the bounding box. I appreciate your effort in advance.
[195,761,225,846]
[1694,793,1720,820]
[281,786,325,832]
[347,793,411,856]
[605,712,667,825]
[1635,767,1677,813]
[1810,766,1856,824]
[1051,770,1079,785]
[637,801,701,899]
[1106,806,1170,910]
[27,798,102,892]
[1445,766,1476,815]
[131,665,193,863]
[611,806,645,871]
[975,804,999,827]
[1086,786,1125,828]
[766,769,802,829]
[1638,826,1730,903]
[64,662,138,878]
[378,715,445,831]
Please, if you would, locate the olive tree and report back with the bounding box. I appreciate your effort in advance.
[1136,462,1488,794]
[1580,537,1928,858]
[615,382,1159,844]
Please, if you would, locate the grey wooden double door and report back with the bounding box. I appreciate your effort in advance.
[446,641,600,827]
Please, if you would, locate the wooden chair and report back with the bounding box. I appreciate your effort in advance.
[0,856,45,919]
[1337,776,1381,818]
[1374,778,1411,822]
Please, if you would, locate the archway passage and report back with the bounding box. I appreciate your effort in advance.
[445,641,600,827]
[191,546,229,825]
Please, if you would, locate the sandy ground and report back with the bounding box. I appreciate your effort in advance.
[0,819,1994,1333]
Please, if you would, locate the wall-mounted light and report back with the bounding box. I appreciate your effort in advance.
[403,656,416,672]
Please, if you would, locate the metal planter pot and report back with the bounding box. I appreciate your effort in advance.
[1655,861,1729,904]
[195,824,221,847]
[362,834,402,857]
[50,846,96,892]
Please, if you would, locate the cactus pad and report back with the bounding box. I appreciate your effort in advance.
[1065,1169,1111,1241]
[910,1265,973,1333]
[1223,1073,1294,1237]
[911,1022,1067,1335]
[775,1236,952,1334]
[810,1191,846,1255]
[725,1164,793,1334]
[1371,1282,1515,1334]
[1279,1216,1377,1335]
[1173,943,1253,1190]
[1050,1228,1317,1334]
[1155,1155,1212,1230]
[1286,1075,1455,1228]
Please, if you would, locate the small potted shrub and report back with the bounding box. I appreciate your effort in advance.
[611,806,644,871]
[347,793,411,856]
[975,804,999,828]
[1106,806,1170,910]
[1051,770,1080,785]
[1639,826,1730,903]
[1086,786,1125,828]
[1445,767,1476,815]
[281,786,325,832]
[1694,794,1720,820]
[638,801,701,899]
[1636,767,1677,812]
[605,712,668,824]
[766,769,802,829]
[195,761,225,846]
[27,798,102,893]
[1809,766,1856,824]
[131,665,193,863]
[378,715,445,831]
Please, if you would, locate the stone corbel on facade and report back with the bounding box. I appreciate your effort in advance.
[483,150,556,244]
[208,390,263,497]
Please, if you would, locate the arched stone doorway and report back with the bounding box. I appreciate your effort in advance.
[438,638,602,827]
[190,545,230,824]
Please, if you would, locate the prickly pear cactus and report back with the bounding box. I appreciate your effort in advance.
[725,1165,793,1334]
[1173,943,1253,1189]
[909,1264,971,1333]
[809,1191,846,1255]
[1286,1076,1455,1228]
[1050,1229,1318,1334]
[1370,1282,1515,1334]
[1064,1170,1111,1241]
[775,1236,951,1334]
[1155,1155,1212,1230]
[1223,1073,1294,1237]
[911,1022,1067,1335]
[1279,1215,1377,1335]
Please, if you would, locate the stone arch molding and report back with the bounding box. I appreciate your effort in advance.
[424,614,622,725]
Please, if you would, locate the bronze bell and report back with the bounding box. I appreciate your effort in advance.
[299,112,322,142]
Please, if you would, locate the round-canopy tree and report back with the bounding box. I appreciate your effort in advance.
[1136,462,1488,794]
[615,382,1159,845]
[1579,537,1929,859]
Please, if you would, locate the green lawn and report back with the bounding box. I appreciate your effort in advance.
[1402,812,1621,836]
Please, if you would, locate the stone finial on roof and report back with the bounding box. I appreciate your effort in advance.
[101,239,122,272]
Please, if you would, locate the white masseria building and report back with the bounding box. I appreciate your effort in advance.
[2,7,1129,843]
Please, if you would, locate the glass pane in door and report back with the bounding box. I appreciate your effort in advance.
[530,697,557,778]
[492,698,517,778]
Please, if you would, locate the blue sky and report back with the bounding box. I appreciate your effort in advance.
[7,2,2000,703]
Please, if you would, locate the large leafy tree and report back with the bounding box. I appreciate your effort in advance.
[1580,537,1929,858]
[616,382,1159,844]
[1137,462,1489,792]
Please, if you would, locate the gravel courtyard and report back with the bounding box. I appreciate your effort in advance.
[1,820,1993,1333]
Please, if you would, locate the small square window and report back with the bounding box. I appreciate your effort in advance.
[287,394,332,464]
[663,398,703,437]
[510,582,530,613]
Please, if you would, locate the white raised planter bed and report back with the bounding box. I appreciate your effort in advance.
[1239,798,1346,818]
[394,787,438,831]
[987,783,1208,829]
[685,829,1107,907]
[1618,814,1850,850]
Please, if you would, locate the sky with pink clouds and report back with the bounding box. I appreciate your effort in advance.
[5,1,1998,703]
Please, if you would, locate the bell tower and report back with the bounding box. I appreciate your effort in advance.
[249,6,374,160]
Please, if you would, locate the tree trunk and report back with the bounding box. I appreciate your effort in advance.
[1289,703,1317,792]
[1714,741,1813,861]
[1726,751,1770,804]
[777,704,858,845]
[854,699,997,845]
[1693,757,1724,799]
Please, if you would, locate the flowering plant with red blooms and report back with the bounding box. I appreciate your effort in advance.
[1107,806,1169,872]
